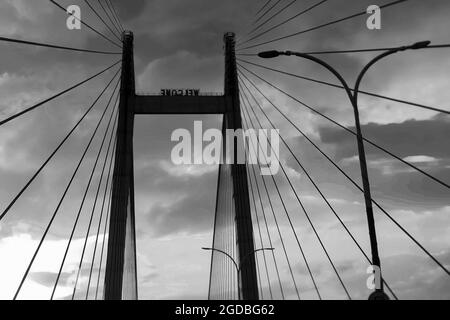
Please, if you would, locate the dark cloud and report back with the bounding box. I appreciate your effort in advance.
[110,0,147,22]
[320,115,450,161]
[144,170,217,237]
[317,115,450,208]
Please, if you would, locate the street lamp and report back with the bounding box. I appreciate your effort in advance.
[258,41,431,300]
[202,247,274,300]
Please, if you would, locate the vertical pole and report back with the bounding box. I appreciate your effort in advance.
[208,167,222,300]
[104,31,137,300]
[223,32,259,300]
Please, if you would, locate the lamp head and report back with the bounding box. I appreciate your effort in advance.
[410,41,431,50]
[258,50,281,58]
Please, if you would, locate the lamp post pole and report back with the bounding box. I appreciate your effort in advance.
[258,41,430,300]
[203,247,274,300]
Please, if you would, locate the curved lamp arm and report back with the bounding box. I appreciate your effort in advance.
[202,247,239,272]
[282,51,354,103]
[353,41,430,103]
[239,248,275,271]
[258,40,431,106]
[202,247,274,272]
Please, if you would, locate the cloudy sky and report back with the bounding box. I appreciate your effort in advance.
[0,0,449,300]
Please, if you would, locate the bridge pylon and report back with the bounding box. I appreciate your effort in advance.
[104,31,138,300]
[223,32,259,300]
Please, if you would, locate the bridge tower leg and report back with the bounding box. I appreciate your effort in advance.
[104,31,138,300]
[224,32,259,300]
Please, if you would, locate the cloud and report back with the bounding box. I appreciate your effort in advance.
[0,223,109,299]
[110,0,147,22]
[145,181,216,237]
[403,155,439,164]
[159,160,217,178]
[382,252,450,300]
[320,115,450,161]
[137,50,223,93]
